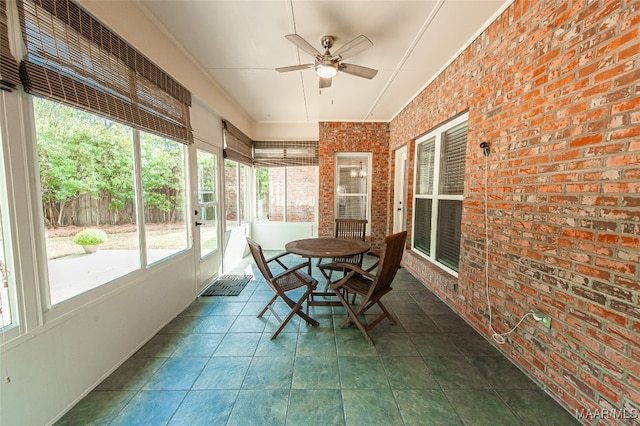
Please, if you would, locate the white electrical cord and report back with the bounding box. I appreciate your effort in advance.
[482,149,534,344]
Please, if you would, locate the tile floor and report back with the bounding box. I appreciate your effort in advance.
[56,253,579,426]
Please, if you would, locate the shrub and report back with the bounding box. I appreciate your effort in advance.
[72,228,108,246]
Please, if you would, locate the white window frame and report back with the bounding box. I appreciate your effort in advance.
[0,89,37,341]
[255,166,319,223]
[0,94,20,340]
[31,97,191,310]
[412,112,468,277]
[334,152,372,229]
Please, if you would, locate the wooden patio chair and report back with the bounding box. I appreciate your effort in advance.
[246,238,319,339]
[329,230,407,345]
[317,218,368,286]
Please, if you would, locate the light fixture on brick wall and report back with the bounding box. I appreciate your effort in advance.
[480,142,490,156]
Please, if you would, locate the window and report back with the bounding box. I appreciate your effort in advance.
[35,98,189,305]
[255,166,318,222]
[16,0,192,305]
[254,140,319,223]
[223,159,251,272]
[35,99,139,305]
[141,132,188,265]
[413,113,468,274]
[224,160,252,230]
[335,153,371,222]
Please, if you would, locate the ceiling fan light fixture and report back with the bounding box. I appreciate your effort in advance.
[316,63,337,79]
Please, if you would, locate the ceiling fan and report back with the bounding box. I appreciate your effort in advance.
[276,33,378,88]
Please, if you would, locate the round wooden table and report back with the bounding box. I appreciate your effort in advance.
[285,237,371,260]
[285,237,371,306]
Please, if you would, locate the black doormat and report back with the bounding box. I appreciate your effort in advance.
[200,275,252,296]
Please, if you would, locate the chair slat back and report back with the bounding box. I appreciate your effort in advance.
[247,238,273,280]
[334,218,367,240]
[333,218,368,264]
[367,231,407,297]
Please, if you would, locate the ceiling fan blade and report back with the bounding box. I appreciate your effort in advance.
[285,34,322,58]
[340,63,378,79]
[276,64,314,73]
[332,35,373,60]
[319,77,332,89]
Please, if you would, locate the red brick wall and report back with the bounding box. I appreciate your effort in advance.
[265,167,316,222]
[266,167,285,221]
[285,167,317,222]
[318,122,390,248]
[390,0,640,421]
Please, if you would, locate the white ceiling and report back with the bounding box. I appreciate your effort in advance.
[137,0,510,126]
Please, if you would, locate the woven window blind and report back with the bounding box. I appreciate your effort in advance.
[253,140,318,167]
[17,0,193,144]
[223,121,253,166]
[0,1,20,90]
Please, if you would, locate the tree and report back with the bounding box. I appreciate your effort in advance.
[35,98,186,227]
[35,98,134,226]
[141,133,186,223]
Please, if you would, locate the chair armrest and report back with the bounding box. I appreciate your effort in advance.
[364,249,381,272]
[272,263,317,290]
[330,262,376,280]
[271,262,308,281]
[265,251,290,269]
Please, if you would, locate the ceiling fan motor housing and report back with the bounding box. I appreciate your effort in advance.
[321,35,335,51]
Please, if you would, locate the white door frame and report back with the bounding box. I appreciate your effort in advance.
[192,142,223,293]
[393,145,408,233]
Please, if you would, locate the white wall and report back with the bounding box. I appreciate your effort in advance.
[0,256,194,425]
[252,122,319,141]
[191,97,224,147]
[251,221,317,250]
